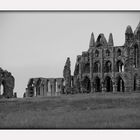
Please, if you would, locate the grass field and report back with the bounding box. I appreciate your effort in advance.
[0,92,140,129]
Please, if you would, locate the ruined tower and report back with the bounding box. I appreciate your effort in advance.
[63,57,72,94]
[0,68,15,98]
[73,22,140,93]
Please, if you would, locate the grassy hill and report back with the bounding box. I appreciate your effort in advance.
[0,92,140,129]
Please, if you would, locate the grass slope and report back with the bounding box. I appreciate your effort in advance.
[0,93,140,128]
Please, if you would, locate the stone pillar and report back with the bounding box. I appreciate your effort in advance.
[120,79,122,92]
[46,81,48,93]
[89,50,94,93]
[34,86,36,96]
[79,65,82,78]
[101,80,105,93]
[53,81,56,96]
[101,48,104,93]
[63,57,71,94]
[43,85,45,96]
[48,81,50,92]
[40,85,43,96]
[112,79,117,93]
[113,83,117,93]
[112,47,116,92]
[90,81,94,93]
[79,63,82,93]
[44,83,46,96]
[56,81,58,93]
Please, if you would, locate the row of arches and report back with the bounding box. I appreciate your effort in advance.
[27,78,64,97]
[37,79,63,96]
[82,44,139,74]
[81,76,125,93]
[83,60,124,73]
[94,48,122,58]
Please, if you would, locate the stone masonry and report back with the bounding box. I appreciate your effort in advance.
[24,77,64,97]
[73,22,140,93]
[25,22,140,97]
[0,67,15,98]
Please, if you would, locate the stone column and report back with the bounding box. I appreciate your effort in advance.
[113,83,117,93]
[79,63,83,93]
[120,79,122,92]
[46,81,48,93]
[53,80,56,96]
[34,86,36,96]
[89,51,94,93]
[55,81,58,93]
[101,79,105,92]
[63,57,71,94]
[40,85,43,96]
[48,81,50,92]
[44,82,46,96]
[101,48,104,93]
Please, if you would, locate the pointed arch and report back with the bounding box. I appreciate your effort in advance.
[94,76,101,92]
[93,61,101,73]
[116,60,124,72]
[96,34,107,47]
[104,76,113,92]
[134,44,139,68]
[117,49,121,56]
[81,76,91,93]
[54,79,56,93]
[104,60,112,72]
[95,50,99,57]
[106,49,110,56]
[83,63,90,73]
[116,76,125,92]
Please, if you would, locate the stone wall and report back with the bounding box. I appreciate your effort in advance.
[73,22,140,93]
[25,22,140,96]
[25,77,64,97]
[0,68,15,98]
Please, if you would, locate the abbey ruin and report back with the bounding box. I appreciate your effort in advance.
[25,22,140,97]
[0,67,15,98]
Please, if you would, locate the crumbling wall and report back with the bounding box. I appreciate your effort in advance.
[63,57,72,94]
[0,68,15,98]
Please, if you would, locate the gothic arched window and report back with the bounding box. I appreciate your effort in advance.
[116,60,124,72]
[117,49,121,56]
[93,61,101,73]
[83,63,90,73]
[95,50,99,57]
[106,49,110,57]
[134,44,139,68]
[105,61,112,72]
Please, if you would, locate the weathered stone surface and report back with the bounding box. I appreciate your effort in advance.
[0,68,15,98]
[25,22,140,97]
[108,33,114,46]
[25,77,64,97]
[73,22,140,93]
[63,57,72,94]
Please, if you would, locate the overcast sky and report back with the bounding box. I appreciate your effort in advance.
[0,11,140,97]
